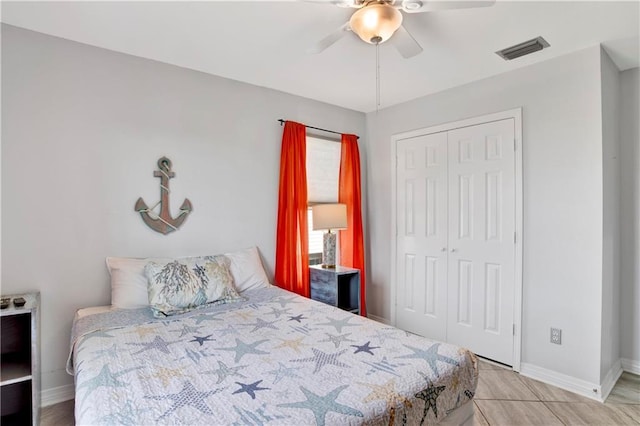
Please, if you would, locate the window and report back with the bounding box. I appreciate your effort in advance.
[306,136,341,264]
[308,208,324,265]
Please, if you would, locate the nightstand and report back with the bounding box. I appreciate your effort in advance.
[1,292,40,426]
[310,265,360,315]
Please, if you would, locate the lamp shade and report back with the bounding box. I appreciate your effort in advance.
[312,204,347,231]
[349,3,403,44]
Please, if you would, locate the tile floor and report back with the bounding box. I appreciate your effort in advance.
[473,360,639,425]
[42,361,639,425]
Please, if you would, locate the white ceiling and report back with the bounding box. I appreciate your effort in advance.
[2,1,639,112]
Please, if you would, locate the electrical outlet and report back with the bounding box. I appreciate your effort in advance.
[550,328,562,345]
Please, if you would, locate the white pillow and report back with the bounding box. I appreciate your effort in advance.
[106,257,169,309]
[106,247,270,308]
[224,247,272,293]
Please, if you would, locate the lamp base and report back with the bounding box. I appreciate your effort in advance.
[322,231,337,269]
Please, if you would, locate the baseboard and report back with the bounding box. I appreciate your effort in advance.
[601,359,623,401]
[367,314,391,325]
[621,358,640,375]
[41,384,74,407]
[519,362,603,402]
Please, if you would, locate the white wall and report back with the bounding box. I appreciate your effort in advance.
[600,47,621,381]
[0,25,366,393]
[366,46,605,385]
[620,67,640,368]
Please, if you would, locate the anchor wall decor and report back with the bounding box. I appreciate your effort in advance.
[135,157,193,235]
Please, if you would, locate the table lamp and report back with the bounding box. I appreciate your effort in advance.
[312,203,347,268]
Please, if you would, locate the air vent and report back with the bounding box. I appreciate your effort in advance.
[496,36,550,61]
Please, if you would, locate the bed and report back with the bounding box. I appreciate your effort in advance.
[67,249,478,425]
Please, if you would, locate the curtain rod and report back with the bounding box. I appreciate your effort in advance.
[278,119,359,140]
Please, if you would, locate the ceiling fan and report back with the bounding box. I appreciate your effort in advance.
[310,0,495,58]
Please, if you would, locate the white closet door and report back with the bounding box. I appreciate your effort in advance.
[446,119,515,365]
[395,132,449,342]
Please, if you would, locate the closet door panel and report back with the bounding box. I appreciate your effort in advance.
[446,119,516,365]
[395,132,448,342]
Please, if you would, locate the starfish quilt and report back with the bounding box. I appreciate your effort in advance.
[68,286,478,425]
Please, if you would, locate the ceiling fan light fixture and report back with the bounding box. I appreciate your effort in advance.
[349,3,403,44]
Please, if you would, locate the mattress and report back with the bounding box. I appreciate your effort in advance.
[67,286,478,425]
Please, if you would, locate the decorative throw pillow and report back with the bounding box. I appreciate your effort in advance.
[144,255,244,317]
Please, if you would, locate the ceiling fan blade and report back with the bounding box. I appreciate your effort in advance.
[401,0,495,13]
[301,0,363,8]
[333,0,365,8]
[390,25,423,58]
[308,22,351,54]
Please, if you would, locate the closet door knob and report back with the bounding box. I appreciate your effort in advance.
[451,248,458,253]
[441,248,447,252]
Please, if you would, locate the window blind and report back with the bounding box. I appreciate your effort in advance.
[306,136,341,255]
[306,136,340,203]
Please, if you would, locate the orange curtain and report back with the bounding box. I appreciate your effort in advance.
[275,121,310,297]
[339,134,366,316]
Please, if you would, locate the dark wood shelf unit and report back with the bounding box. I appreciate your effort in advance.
[0,293,40,426]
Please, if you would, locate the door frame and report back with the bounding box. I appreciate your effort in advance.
[390,108,523,372]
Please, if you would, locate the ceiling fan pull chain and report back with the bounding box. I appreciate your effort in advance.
[376,41,380,113]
